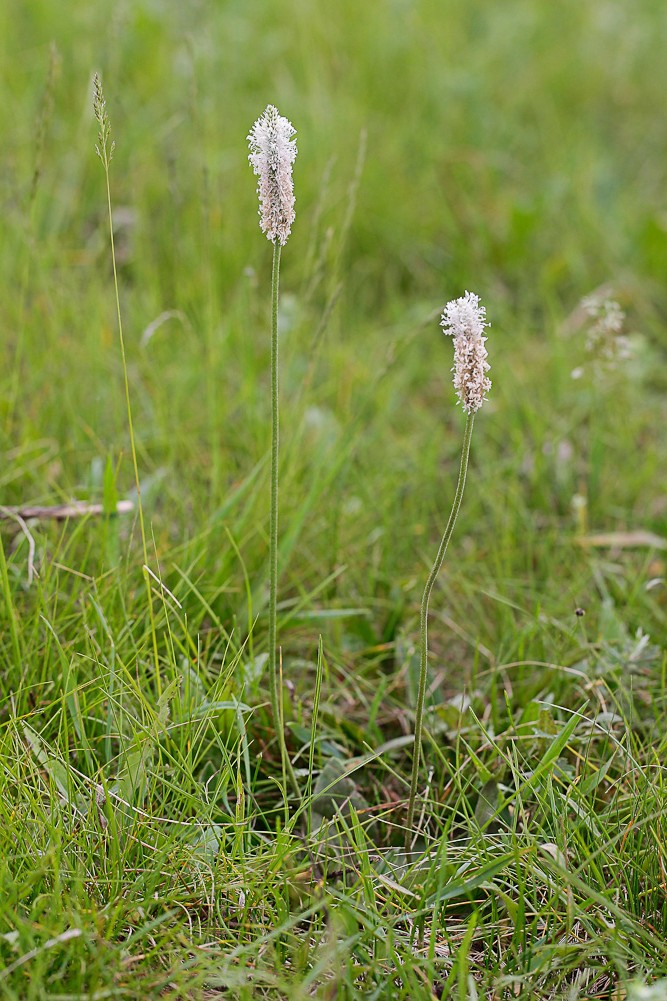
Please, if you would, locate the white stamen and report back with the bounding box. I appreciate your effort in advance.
[440,290,491,414]
[247,105,297,246]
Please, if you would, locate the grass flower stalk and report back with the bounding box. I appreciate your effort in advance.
[93,75,161,689]
[406,292,491,849]
[248,105,299,798]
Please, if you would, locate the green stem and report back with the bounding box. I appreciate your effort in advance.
[101,151,161,693]
[269,240,299,799]
[406,411,475,850]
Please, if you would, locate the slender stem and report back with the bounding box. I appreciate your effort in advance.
[406,411,475,850]
[268,240,299,799]
[103,171,145,560]
[100,150,161,692]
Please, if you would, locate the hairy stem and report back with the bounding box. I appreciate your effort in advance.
[406,411,475,849]
[269,240,299,799]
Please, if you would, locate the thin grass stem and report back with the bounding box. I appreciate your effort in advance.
[95,79,161,691]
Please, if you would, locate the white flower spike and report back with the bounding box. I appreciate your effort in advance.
[581,294,631,366]
[247,105,297,246]
[441,290,491,414]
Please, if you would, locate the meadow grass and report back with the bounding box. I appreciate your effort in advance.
[1,0,667,997]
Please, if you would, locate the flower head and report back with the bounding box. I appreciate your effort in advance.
[247,105,297,246]
[440,291,491,414]
[581,294,631,366]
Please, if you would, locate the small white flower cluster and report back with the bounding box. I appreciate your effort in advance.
[581,294,631,365]
[440,290,491,414]
[247,105,297,246]
[572,293,631,379]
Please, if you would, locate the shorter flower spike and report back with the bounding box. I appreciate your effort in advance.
[581,294,631,366]
[247,105,297,246]
[441,290,491,414]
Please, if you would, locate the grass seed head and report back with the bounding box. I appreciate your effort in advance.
[92,72,115,164]
[247,104,297,246]
[441,290,491,414]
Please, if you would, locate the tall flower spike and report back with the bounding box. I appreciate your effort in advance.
[441,290,491,414]
[247,105,297,246]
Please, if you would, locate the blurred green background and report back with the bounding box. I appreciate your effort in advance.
[0,0,666,639]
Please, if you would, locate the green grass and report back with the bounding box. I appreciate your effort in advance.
[1,0,667,997]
